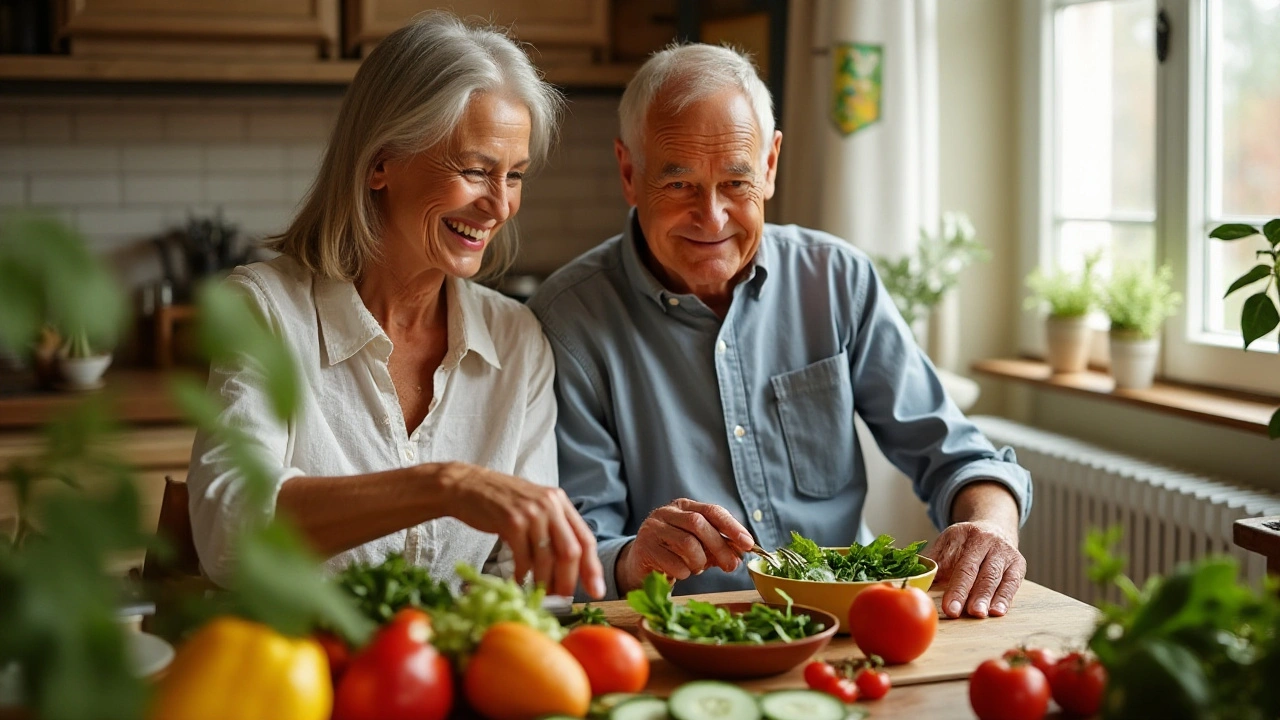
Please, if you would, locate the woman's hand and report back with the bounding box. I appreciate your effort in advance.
[435,462,605,599]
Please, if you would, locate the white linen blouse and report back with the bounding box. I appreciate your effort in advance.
[186,255,557,590]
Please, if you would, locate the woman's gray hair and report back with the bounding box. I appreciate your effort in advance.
[618,43,774,167]
[270,11,564,282]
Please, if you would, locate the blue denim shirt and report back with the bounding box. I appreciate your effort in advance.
[528,213,1032,598]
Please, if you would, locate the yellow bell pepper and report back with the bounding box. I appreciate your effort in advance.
[149,616,331,720]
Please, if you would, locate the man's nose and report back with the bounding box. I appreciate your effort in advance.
[693,189,729,234]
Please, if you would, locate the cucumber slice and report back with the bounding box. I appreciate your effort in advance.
[592,693,646,718]
[609,696,671,720]
[759,690,847,720]
[668,681,761,720]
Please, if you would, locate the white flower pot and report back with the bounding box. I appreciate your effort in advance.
[1045,316,1091,373]
[1109,333,1160,390]
[58,353,112,390]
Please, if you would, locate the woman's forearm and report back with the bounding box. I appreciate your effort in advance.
[275,463,455,557]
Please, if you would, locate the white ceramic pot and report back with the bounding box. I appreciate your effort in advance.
[58,353,112,390]
[1109,332,1160,390]
[1045,316,1091,373]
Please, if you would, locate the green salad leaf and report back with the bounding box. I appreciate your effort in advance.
[335,552,454,625]
[429,564,565,660]
[764,531,928,582]
[626,572,825,644]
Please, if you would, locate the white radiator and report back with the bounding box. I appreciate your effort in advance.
[971,416,1280,606]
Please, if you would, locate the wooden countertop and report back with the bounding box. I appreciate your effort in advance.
[590,581,1098,718]
[0,369,198,430]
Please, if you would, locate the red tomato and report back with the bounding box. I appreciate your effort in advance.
[803,661,839,691]
[848,583,938,665]
[313,632,350,686]
[855,668,892,700]
[1049,652,1107,717]
[829,678,860,703]
[969,657,1050,720]
[333,609,453,720]
[560,625,650,695]
[1003,647,1060,680]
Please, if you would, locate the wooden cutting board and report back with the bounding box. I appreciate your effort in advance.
[589,580,1099,693]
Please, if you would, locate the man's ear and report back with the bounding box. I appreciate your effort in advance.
[762,130,782,201]
[615,138,639,207]
[368,156,389,191]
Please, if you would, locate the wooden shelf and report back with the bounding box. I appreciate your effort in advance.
[973,357,1280,436]
[0,55,639,88]
[0,368,199,430]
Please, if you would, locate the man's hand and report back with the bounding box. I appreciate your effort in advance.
[925,520,1025,618]
[615,498,756,593]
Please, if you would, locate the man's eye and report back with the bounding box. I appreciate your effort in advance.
[667,181,686,190]
[462,169,486,178]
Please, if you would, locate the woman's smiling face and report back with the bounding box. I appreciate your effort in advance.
[369,92,532,279]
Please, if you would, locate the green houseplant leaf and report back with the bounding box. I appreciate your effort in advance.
[1240,292,1279,349]
[1209,223,1260,240]
[1264,219,1280,247]
[1225,264,1273,298]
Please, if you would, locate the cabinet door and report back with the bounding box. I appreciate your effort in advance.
[347,0,608,56]
[58,0,340,58]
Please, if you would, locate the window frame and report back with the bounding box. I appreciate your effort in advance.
[1021,0,1280,395]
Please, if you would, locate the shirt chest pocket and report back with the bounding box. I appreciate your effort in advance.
[770,352,855,498]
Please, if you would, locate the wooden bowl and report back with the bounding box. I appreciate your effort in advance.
[637,602,839,679]
[747,553,938,633]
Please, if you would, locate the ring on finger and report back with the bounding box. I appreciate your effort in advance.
[536,538,550,550]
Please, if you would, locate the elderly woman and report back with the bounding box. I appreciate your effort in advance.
[187,13,604,600]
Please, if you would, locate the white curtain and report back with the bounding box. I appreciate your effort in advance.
[775,0,952,544]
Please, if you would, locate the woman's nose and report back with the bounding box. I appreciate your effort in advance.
[477,181,513,222]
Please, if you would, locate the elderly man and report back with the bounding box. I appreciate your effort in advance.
[528,44,1031,618]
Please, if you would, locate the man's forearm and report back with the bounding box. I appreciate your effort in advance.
[948,480,1021,544]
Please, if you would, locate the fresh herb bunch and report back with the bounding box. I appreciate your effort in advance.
[566,603,609,628]
[1025,251,1103,318]
[764,531,928,582]
[428,564,565,660]
[335,552,454,624]
[874,211,989,328]
[1103,264,1182,339]
[1085,527,1280,720]
[626,572,824,644]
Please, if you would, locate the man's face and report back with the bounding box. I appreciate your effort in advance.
[617,88,782,303]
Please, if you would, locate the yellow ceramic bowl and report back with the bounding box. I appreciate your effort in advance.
[747,551,938,634]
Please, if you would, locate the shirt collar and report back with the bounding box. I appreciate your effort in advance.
[619,208,773,308]
[314,275,500,370]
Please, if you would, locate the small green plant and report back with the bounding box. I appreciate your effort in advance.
[61,328,98,359]
[874,211,988,328]
[1103,264,1182,339]
[1025,251,1103,318]
[1210,218,1280,437]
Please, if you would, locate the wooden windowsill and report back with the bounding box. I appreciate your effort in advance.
[972,358,1279,436]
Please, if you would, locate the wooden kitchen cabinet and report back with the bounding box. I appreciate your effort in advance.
[344,0,609,60]
[55,0,341,60]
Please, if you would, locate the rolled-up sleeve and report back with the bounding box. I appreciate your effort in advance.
[186,275,303,588]
[847,262,1033,531]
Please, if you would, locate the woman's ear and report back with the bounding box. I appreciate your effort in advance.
[368,157,389,191]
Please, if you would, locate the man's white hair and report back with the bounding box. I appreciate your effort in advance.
[618,43,775,165]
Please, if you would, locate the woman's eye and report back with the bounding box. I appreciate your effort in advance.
[507,172,525,182]
[462,169,486,178]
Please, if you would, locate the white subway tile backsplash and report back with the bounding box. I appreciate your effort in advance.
[0,176,25,206]
[222,205,293,236]
[287,173,316,202]
[76,112,165,142]
[206,144,286,172]
[206,175,287,204]
[77,207,170,238]
[23,145,121,173]
[0,147,25,173]
[248,112,333,141]
[23,112,74,142]
[166,112,246,141]
[284,143,326,172]
[30,175,121,205]
[123,144,204,172]
[123,175,204,205]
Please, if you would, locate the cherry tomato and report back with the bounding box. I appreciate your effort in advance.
[1049,652,1107,717]
[560,625,650,695]
[829,678,860,703]
[1003,646,1060,680]
[803,661,839,691]
[848,583,938,665]
[969,655,1050,720]
[854,668,892,700]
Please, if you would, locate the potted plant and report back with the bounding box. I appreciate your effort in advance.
[1102,264,1181,390]
[1210,217,1280,436]
[875,211,988,350]
[1025,252,1102,373]
[56,326,112,391]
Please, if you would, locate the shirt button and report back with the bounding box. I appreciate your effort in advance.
[733,425,746,438]
[667,297,680,306]
[403,447,415,461]
[717,340,727,354]
[752,509,763,522]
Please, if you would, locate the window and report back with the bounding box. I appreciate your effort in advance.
[1024,0,1280,394]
